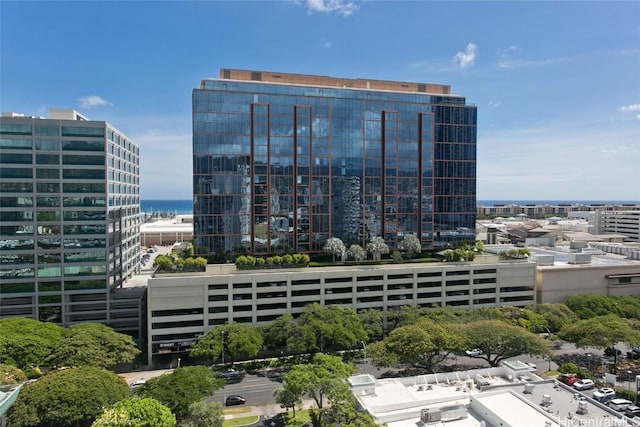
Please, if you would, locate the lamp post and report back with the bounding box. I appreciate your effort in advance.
[628,370,633,392]
[361,341,367,374]
[586,353,592,374]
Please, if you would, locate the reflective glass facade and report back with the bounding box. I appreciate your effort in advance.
[0,112,142,337]
[193,70,477,256]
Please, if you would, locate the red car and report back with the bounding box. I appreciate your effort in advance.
[558,374,580,386]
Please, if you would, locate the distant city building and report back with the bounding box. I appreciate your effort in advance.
[592,209,640,242]
[0,110,143,340]
[477,202,640,219]
[192,69,477,257]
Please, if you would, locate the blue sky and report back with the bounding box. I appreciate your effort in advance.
[1,0,639,201]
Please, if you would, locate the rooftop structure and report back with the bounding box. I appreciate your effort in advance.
[349,364,638,426]
[193,69,477,257]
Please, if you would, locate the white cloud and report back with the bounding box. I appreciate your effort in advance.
[300,0,359,16]
[488,100,501,108]
[619,104,640,112]
[497,45,519,58]
[323,41,332,48]
[76,95,111,108]
[453,43,478,69]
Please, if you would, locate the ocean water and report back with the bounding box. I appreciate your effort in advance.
[140,199,638,215]
[141,199,192,215]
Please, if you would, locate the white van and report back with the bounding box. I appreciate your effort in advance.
[607,398,633,412]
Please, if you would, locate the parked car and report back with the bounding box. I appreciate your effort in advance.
[573,379,595,391]
[225,395,246,406]
[604,347,622,357]
[592,387,616,402]
[558,373,580,386]
[627,348,640,360]
[465,349,483,357]
[625,404,640,418]
[607,398,633,412]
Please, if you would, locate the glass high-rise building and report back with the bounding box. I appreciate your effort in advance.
[193,69,477,256]
[0,109,142,338]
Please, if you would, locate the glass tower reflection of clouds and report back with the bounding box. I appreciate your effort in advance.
[192,69,477,256]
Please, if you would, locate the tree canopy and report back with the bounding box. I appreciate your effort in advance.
[135,366,223,420]
[190,322,263,363]
[287,303,368,354]
[47,322,140,369]
[461,320,552,366]
[262,313,296,350]
[369,320,464,372]
[558,314,640,349]
[0,317,62,368]
[7,367,131,427]
[399,234,421,258]
[180,400,224,427]
[280,354,355,427]
[564,294,626,319]
[91,398,176,427]
[324,237,346,262]
[0,363,27,385]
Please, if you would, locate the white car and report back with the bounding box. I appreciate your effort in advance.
[573,379,595,391]
[129,379,146,389]
[593,387,616,402]
[465,349,483,357]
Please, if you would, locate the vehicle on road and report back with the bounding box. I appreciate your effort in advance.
[558,374,580,386]
[128,379,146,389]
[625,404,640,418]
[604,347,622,357]
[607,398,633,412]
[465,349,483,357]
[225,395,246,406]
[573,379,595,391]
[592,387,615,401]
[217,369,244,383]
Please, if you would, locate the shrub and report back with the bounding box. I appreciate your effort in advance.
[236,255,248,266]
[282,254,293,264]
[558,362,579,374]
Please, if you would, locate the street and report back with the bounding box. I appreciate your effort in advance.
[207,374,282,408]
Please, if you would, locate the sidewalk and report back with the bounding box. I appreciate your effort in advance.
[224,399,316,420]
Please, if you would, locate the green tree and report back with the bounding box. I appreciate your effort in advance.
[7,367,131,427]
[564,294,625,319]
[92,397,176,427]
[399,234,421,258]
[135,366,223,420]
[0,363,27,385]
[321,382,379,427]
[366,237,389,261]
[274,384,303,417]
[0,317,63,368]
[368,320,464,372]
[280,354,355,427]
[347,244,366,262]
[153,254,174,271]
[262,313,296,350]
[558,314,640,349]
[180,400,223,427]
[462,320,552,367]
[531,303,579,333]
[47,323,140,369]
[190,323,263,363]
[358,309,384,342]
[287,304,367,354]
[324,237,346,262]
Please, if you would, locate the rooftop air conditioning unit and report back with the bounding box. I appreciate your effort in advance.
[420,408,441,423]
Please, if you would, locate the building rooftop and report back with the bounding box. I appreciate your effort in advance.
[210,68,452,95]
[349,364,637,426]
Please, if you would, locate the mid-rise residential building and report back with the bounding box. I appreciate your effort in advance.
[0,110,143,339]
[193,69,477,257]
[592,209,640,242]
